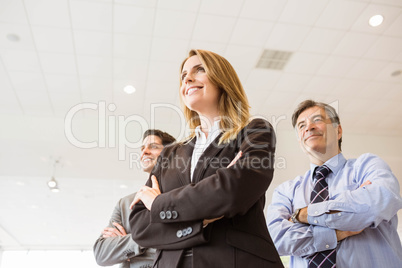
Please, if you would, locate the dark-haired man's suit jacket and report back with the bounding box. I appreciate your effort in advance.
[129,119,283,268]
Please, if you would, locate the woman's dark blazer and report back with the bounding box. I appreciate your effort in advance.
[129,118,283,268]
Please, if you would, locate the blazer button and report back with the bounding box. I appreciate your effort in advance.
[172,211,178,219]
[159,211,166,220]
[176,230,183,238]
[182,228,188,236]
[166,210,172,219]
[186,227,192,235]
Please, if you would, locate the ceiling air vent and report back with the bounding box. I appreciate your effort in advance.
[256,49,293,70]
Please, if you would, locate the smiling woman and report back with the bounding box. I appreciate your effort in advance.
[129,49,284,268]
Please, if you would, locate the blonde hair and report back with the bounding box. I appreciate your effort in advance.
[179,49,250,144]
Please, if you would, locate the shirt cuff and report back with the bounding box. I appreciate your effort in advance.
[312,226,337,252]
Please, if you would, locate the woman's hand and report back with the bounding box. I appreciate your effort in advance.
[130,175,161,210]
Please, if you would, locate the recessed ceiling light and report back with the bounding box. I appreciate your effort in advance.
[369,15,384,27]
[120,184,128,189]
[391,70,401,77]
[124,85,136,94]
[6,33,20,42]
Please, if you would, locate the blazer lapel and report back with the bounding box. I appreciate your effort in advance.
[192,133,224,183]
[176,138,196,186]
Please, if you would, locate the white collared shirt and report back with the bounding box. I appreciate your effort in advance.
[190,120,221,182]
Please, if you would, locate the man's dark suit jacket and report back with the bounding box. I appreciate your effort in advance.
[129,119,283,268]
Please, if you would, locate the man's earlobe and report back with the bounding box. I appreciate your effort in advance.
[337,124,343,139]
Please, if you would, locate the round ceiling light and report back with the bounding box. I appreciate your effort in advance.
[369,15,384,27]
[124,85,136,94]
[391,70,401,77]
[6,33,20,42]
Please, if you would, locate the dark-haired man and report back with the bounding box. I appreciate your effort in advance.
[94,129,175,268]
[267,100,402,267]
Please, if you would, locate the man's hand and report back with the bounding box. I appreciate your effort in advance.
[336,229,364,241]
[102,222,127,238]
[130,175,161,210]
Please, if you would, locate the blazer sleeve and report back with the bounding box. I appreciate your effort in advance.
[94,198,146,265]
[130,119,276,249]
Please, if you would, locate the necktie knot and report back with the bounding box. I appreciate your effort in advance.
[314,165,331,181]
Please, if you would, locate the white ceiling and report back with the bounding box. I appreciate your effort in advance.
[0,0,402,251]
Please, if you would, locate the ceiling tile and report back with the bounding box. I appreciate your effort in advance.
[145,80,178,102]
[0,99,22,114]
[264,90,299,110]
[264,23,311,51]
[299,28,345,54]
[371,0,402,7]
[7,71,46,91]
[284,52,327,75]
[315,0,368,30]
[74,30,112,56]
[1,49,41,72]
[153,9,196,39]
[375,62,402,82]
[147,61,179,83]
[278,0,329,26]
[0,0,28,24]
[350,3,401,34]
[381,83,402,101]
[316,56,358,77]
[44,74,80,93]
[333,79,370,99]
[157,0,200,12]
[333,31,378,57]
[200,0,243,17]
[49,91,81,110]
[115,0,156,8]
[224,45,261,70]
[0,23,34,50]
[274,73,311,93]
[113,58,148,81]
[240,0,287,21]
[346,59,388,79]
[80,76,113,102]
[230,19,274,47]
[76,55,112,77]
[32,27,74,53]
[16,88,50,106]
[362,81,401,100]
[303,76,340,94]
[22,104,53,116]
[113,34,152,60]
[150,37,188,62]
[245,69,282,92]
[70,0,112,31]
[192,14,236,43]
[113,5,154,35]
[188,41,226,55]
[385,13,402,37]
[39,52,77,74]
[24,0,70,28]
[364,35,402,60]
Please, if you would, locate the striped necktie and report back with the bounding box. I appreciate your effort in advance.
[309,165,336,268]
